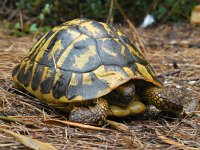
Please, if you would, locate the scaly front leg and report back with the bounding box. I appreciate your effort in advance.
[69,98,109,124]
[141,86,183,116]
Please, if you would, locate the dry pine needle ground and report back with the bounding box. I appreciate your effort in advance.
[0,23,199,149]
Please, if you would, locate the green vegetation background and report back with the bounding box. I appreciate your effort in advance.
[0,0,199,34]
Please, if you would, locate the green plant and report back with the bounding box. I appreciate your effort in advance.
[152,0,196,22]
[1,0,198,36]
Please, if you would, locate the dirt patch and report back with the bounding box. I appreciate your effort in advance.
[0,23,199,149]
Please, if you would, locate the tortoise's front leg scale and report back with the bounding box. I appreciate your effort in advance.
[141,86,183,116]
[69,98,109,124]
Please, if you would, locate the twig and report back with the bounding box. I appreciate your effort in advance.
[114,0,146,54]
[43,119,113,132]
[157,69,181,78]
[8,8,20,21]
[156,130,199,150]
[19,11,24,33]
[106,0,114,24]
[106,120,129,132]
[52,52,57,70]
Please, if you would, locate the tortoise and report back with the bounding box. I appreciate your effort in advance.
[12,18,183,124]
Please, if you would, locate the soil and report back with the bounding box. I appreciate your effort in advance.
[0,23,199,149]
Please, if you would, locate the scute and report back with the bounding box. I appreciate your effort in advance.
[52,71,72,99]
[12,18,162,105]
[40,67,56,94]
[31,63,44,91]
[77,20,116,38]
[96,38,132,67]
[58,34,101,72]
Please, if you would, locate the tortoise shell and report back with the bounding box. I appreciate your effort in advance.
[12,18,162,106]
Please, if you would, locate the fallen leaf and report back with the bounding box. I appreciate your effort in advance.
[2,129,57,150]
[191,5,200,25]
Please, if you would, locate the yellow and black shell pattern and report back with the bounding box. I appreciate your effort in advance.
[12,18,162,105]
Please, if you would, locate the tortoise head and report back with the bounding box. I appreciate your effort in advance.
[105,82,136,107]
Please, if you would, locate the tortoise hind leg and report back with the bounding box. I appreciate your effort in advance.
[141,86,183,115]
[69,98,109,124]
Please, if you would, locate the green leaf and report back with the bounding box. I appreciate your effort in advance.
[42,3,51,14]
[39,26,51,33]
[14,22,21,30]
[29,23,38,33]
[38,13,45,21]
